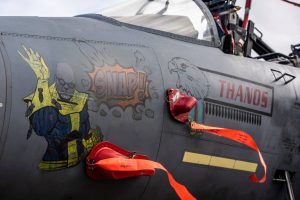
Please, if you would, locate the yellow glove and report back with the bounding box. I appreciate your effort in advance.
[18,45,50,80]
[82,129,102,151]
[19,46,53,116]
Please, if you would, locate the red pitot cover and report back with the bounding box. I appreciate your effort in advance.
[86,141,196,200]
[86,141,154,180]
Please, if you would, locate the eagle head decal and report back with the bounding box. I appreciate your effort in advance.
[168,57,210,100]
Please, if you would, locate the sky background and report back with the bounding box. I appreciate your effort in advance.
[0,0,299,54]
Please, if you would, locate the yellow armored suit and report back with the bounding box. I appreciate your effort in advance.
[20,46,101,170]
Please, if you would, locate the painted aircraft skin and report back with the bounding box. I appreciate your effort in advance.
[0,1,299,199]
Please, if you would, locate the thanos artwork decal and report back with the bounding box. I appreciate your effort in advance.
[19,46,102,171]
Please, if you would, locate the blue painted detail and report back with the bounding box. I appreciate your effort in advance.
[188,100,205,123]
[31,105,89,161]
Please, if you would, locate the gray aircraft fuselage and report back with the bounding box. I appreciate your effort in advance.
[0,9,299,200]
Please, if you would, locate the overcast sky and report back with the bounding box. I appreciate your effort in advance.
[0,0,299,54]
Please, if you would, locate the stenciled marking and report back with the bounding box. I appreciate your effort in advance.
[216,78,272,115]
[204,72,273,116]
[182,151,258,172]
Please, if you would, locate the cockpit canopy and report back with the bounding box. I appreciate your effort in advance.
[100,0,214,41]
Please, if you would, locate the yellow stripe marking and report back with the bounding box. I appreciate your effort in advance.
[210,156,235,169]
[70,113,80,131]
[68,140,79,167]
[182,152,211,165]
[234,160,258,172]
[183,151,257,172]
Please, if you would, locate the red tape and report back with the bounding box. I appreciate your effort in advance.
[96,157,196,200]
[190,121,266,183]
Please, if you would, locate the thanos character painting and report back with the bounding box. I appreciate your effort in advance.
[19,46,102,170]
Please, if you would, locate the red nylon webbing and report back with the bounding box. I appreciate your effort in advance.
[96,157,196,200]
[190,121,266,183]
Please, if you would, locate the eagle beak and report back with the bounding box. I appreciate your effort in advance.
[168,62,178,74]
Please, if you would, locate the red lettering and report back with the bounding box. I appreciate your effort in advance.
[244,87,252,104]
[253,89,261,106]
[226,82,235,99]
[219,80,226,97]
[218,80,269,109]
[261,91,268,108]
[235,85,243,102]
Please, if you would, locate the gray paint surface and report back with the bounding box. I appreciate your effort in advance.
[0,8,299,200]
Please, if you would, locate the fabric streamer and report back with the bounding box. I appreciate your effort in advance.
[96,157,196,200]
[167,88,267,183]
[86,141,196,200]
[190,122,266,183]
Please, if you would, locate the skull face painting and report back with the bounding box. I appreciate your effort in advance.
[55,63,76,101]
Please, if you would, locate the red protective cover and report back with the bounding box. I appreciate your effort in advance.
[86,141,155,180]
[86,141,196,200]
[167,88,197,123]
